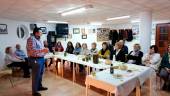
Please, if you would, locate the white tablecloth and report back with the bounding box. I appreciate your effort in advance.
[86,64,155,96]
[45,52,110,69]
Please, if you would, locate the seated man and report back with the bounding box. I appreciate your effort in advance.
[119,40,128,54]
[15,44,27,60]
[159,45,170,90]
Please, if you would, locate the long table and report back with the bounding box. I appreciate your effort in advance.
[45,52,110,82]
[45,52,155,96]
[85,64,155,96]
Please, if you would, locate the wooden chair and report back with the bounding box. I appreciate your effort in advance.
[155,58,163,89]
[0,67,14,87]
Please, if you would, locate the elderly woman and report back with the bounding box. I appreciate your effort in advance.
[4,46,30,78]
[142,45,161,69]
[80,43,90,55]
[127,44,143,65]
[90,42,98,55]
[159,45,170,90]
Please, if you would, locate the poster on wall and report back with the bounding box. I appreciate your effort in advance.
[0,24,8,34]
[97,28,110,41]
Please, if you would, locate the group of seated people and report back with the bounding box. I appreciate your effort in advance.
[4,40,170,90]
[4,44,30,78]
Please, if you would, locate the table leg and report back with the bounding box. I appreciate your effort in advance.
[86,84,89,96]
[107,92,109,96]
[136,85,141,96]
[149,78,152,96]
[86,66,90,75]
[61,59,64,77]
[73,62,76,83]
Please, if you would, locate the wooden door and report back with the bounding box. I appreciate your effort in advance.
[156,23,170,56]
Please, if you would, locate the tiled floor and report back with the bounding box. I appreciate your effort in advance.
[0,67,170,96]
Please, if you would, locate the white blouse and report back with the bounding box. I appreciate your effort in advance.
[142,53,161,69]
[5,54,23,65]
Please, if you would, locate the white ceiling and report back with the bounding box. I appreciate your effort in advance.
[0,0,170,24]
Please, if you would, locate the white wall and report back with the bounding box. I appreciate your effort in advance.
[0,18,55,70]
[58,23,135,52]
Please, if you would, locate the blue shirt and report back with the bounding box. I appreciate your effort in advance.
[15,49,27,59]
[73,48,81,55]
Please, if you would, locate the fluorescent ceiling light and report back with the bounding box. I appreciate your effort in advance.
[131,19,140,23]
[90,22,102,26]
[106,15,130,21]
[61,7,86,16]
[47,20,68,23]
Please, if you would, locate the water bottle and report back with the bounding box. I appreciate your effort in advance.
[110,64,114,74]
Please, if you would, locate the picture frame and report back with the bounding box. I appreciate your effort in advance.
[40,27,47,34]
[82,35,87,39]
[0,24,8,34]
[73,28,80,34]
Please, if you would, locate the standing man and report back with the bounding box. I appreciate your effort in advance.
[27,28,49,96]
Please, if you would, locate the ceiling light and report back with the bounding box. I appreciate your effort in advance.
[47,20,68,24]
[61,7,86,16]
[106,15,130,21]
[90,22,102,26]
[131,19,140,23]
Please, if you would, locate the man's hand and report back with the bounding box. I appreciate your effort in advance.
[42,48,49,53]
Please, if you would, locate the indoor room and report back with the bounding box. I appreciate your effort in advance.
[0,0,170,96]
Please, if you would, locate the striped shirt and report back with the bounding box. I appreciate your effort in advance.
[26,36,45,57]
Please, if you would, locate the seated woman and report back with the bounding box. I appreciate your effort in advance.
[55,41,64,52]
[54,41,64,68]
[4,47,30,78]
[73,42,81,55]
[90,42,98,55]
[79,43,90,72]
[65,41,74,69]
[98,42,110,59]
[65,41,74,54]
[127,44,143,65]
[80,43,90,55]
[159,45,170,90]
[112,42,126,62]
[142,45,161,69]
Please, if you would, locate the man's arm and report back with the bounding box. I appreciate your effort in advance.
[27,37,48,57]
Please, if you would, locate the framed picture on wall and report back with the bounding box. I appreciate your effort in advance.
[0,24,8,34]
[40,27,47,34]
[73,28,80,34]
[82,35,87,39]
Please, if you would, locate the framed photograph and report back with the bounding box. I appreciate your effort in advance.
[82,35,87,39]
[73,28,80,34]
[0,24,8,34]
[40,27,47,34]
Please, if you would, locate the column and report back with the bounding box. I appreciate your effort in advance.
[139,11,152,53]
